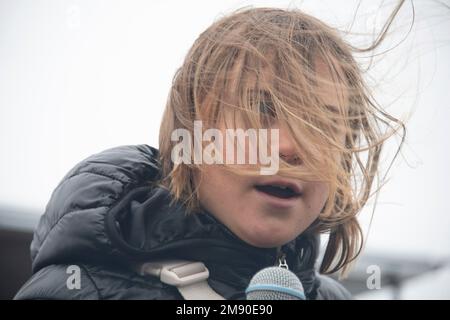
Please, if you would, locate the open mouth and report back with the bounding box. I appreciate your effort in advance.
[254,184,302,199]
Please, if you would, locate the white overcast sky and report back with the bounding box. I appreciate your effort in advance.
[1,0,449,259]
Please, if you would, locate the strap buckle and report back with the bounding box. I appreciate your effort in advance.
[139,260,209,287]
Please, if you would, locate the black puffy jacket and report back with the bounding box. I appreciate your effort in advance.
[14,144,351,300]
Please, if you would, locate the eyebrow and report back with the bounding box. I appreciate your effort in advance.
[248,89,271,98]
[250,89,342,113]
[324,104,340,113]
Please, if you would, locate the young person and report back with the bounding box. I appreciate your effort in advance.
[15,3,406,300]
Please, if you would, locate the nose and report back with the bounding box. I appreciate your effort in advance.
[277,122,302,166]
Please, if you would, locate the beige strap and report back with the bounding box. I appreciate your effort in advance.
[137,260,226,300]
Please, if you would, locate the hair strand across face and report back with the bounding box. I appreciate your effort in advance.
[158,3,408,277]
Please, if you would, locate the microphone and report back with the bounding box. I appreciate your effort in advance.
[245,266,306,300]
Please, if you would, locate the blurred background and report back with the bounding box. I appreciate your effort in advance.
[1,0,449,299]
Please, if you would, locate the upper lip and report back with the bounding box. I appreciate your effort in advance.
[254,178,303,195]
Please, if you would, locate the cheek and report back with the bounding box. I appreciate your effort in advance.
[197,167,222,207]
[305,182,330,214]
[197,166,244,212]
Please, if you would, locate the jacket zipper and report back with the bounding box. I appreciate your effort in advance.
[276,246,289,270]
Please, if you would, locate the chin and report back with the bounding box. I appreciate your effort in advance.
[239,225,297,248]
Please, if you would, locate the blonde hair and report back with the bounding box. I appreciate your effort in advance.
[158,2,407,276]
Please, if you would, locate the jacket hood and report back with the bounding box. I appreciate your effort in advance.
[30,144,320,298]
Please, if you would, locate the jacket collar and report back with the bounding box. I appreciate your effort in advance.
[105,185,320,298]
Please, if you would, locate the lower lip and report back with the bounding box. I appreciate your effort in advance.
[254,187,301,209]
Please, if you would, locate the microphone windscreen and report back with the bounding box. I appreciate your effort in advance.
[245,266,305,300]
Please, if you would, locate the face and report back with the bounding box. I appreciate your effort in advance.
[196,58,347,248]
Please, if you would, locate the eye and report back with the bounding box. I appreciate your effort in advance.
[248,90,277,126]
[323,104,344,129]
[259,100,276,126]
[259,100,276,117]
